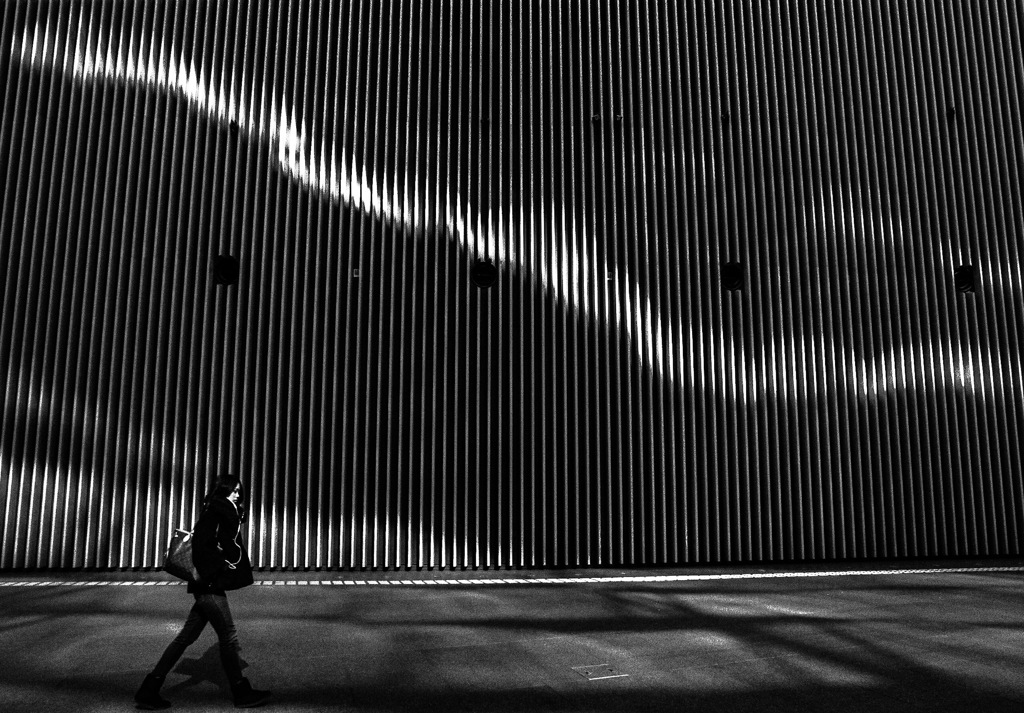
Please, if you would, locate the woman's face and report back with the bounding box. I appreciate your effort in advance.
[227,484,241,505]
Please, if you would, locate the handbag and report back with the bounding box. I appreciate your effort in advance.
[163,528,199,582]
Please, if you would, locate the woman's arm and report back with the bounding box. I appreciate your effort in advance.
[191,507,225,581]
[213,500,244,567]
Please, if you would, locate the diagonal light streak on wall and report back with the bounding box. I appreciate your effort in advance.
[12,15,687,393]
[12,15,1015,402]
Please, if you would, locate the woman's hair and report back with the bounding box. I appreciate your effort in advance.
[202,473,247,520]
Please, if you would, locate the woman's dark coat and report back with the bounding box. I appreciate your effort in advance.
[188,497,254,593]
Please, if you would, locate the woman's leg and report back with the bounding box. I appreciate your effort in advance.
[192,593,244,683]
[136,599,209,708]
[151,599,209,677]
[193,593,271,707]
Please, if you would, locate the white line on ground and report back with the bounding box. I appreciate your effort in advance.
[1,566,1022,587]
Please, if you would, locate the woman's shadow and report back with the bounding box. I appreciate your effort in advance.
[163,644,249,698]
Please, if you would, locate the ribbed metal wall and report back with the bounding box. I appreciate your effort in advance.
[2,1,1023,570]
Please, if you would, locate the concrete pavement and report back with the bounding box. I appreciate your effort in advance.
[1,560,1023,712]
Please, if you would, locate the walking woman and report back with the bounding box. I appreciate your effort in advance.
[135,474,272,709]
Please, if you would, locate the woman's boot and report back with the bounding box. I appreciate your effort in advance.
[230,677,272,708]
[134,673,171,710]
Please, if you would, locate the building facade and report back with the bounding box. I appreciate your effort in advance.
[2,1,1023,570]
